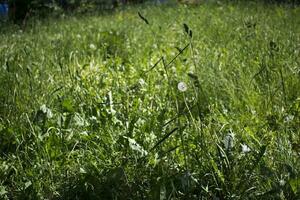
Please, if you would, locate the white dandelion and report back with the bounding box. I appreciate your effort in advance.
[178,82,187,92]
[89,44,96,50]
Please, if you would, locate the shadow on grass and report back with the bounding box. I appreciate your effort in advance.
[58,167,130,200]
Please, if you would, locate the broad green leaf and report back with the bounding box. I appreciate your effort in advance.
[289,178,300,194]
[62,99,74,113]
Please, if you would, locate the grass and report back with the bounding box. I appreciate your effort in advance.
[0,1,300,199]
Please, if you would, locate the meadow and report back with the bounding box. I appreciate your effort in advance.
[0,1,300,199]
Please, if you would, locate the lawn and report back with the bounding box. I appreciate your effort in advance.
[0,1,300,199]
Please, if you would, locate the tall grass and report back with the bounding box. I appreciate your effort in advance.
[0,1,300,199]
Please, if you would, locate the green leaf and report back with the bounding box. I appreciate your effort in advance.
[210,159,225,184]
[289,178,300,194]
[0,186,7,196]
[24,181,32,189]
[62,99,74,113]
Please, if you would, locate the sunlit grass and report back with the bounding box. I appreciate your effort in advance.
[0,1,300,199]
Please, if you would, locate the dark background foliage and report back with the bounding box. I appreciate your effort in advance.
[6,0,148,22]
[5,0,300,23]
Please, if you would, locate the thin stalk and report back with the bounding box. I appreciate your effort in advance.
[162,57,189,173]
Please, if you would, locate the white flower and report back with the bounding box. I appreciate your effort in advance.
[241,143,251,153]
[89,44,96,50]
[178,82,187,92]
[223,132,235,150]
[76,34,81,39]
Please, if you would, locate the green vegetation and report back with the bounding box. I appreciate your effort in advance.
[1,1,300,199]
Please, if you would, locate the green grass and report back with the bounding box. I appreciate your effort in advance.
[0,1,300,199]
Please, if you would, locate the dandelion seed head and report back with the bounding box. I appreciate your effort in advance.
[178,82,187,92]
[89,44,96,50]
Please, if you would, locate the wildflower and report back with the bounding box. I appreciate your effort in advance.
[241,143,251,153]
[223,132,235,150]
[178,82,187,92]
[89,44,96,50]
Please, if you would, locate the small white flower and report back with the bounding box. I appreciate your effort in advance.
[76,34,81,39]
[178,82,187,92]
[241,143,251,153]
[89,44,96,50]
